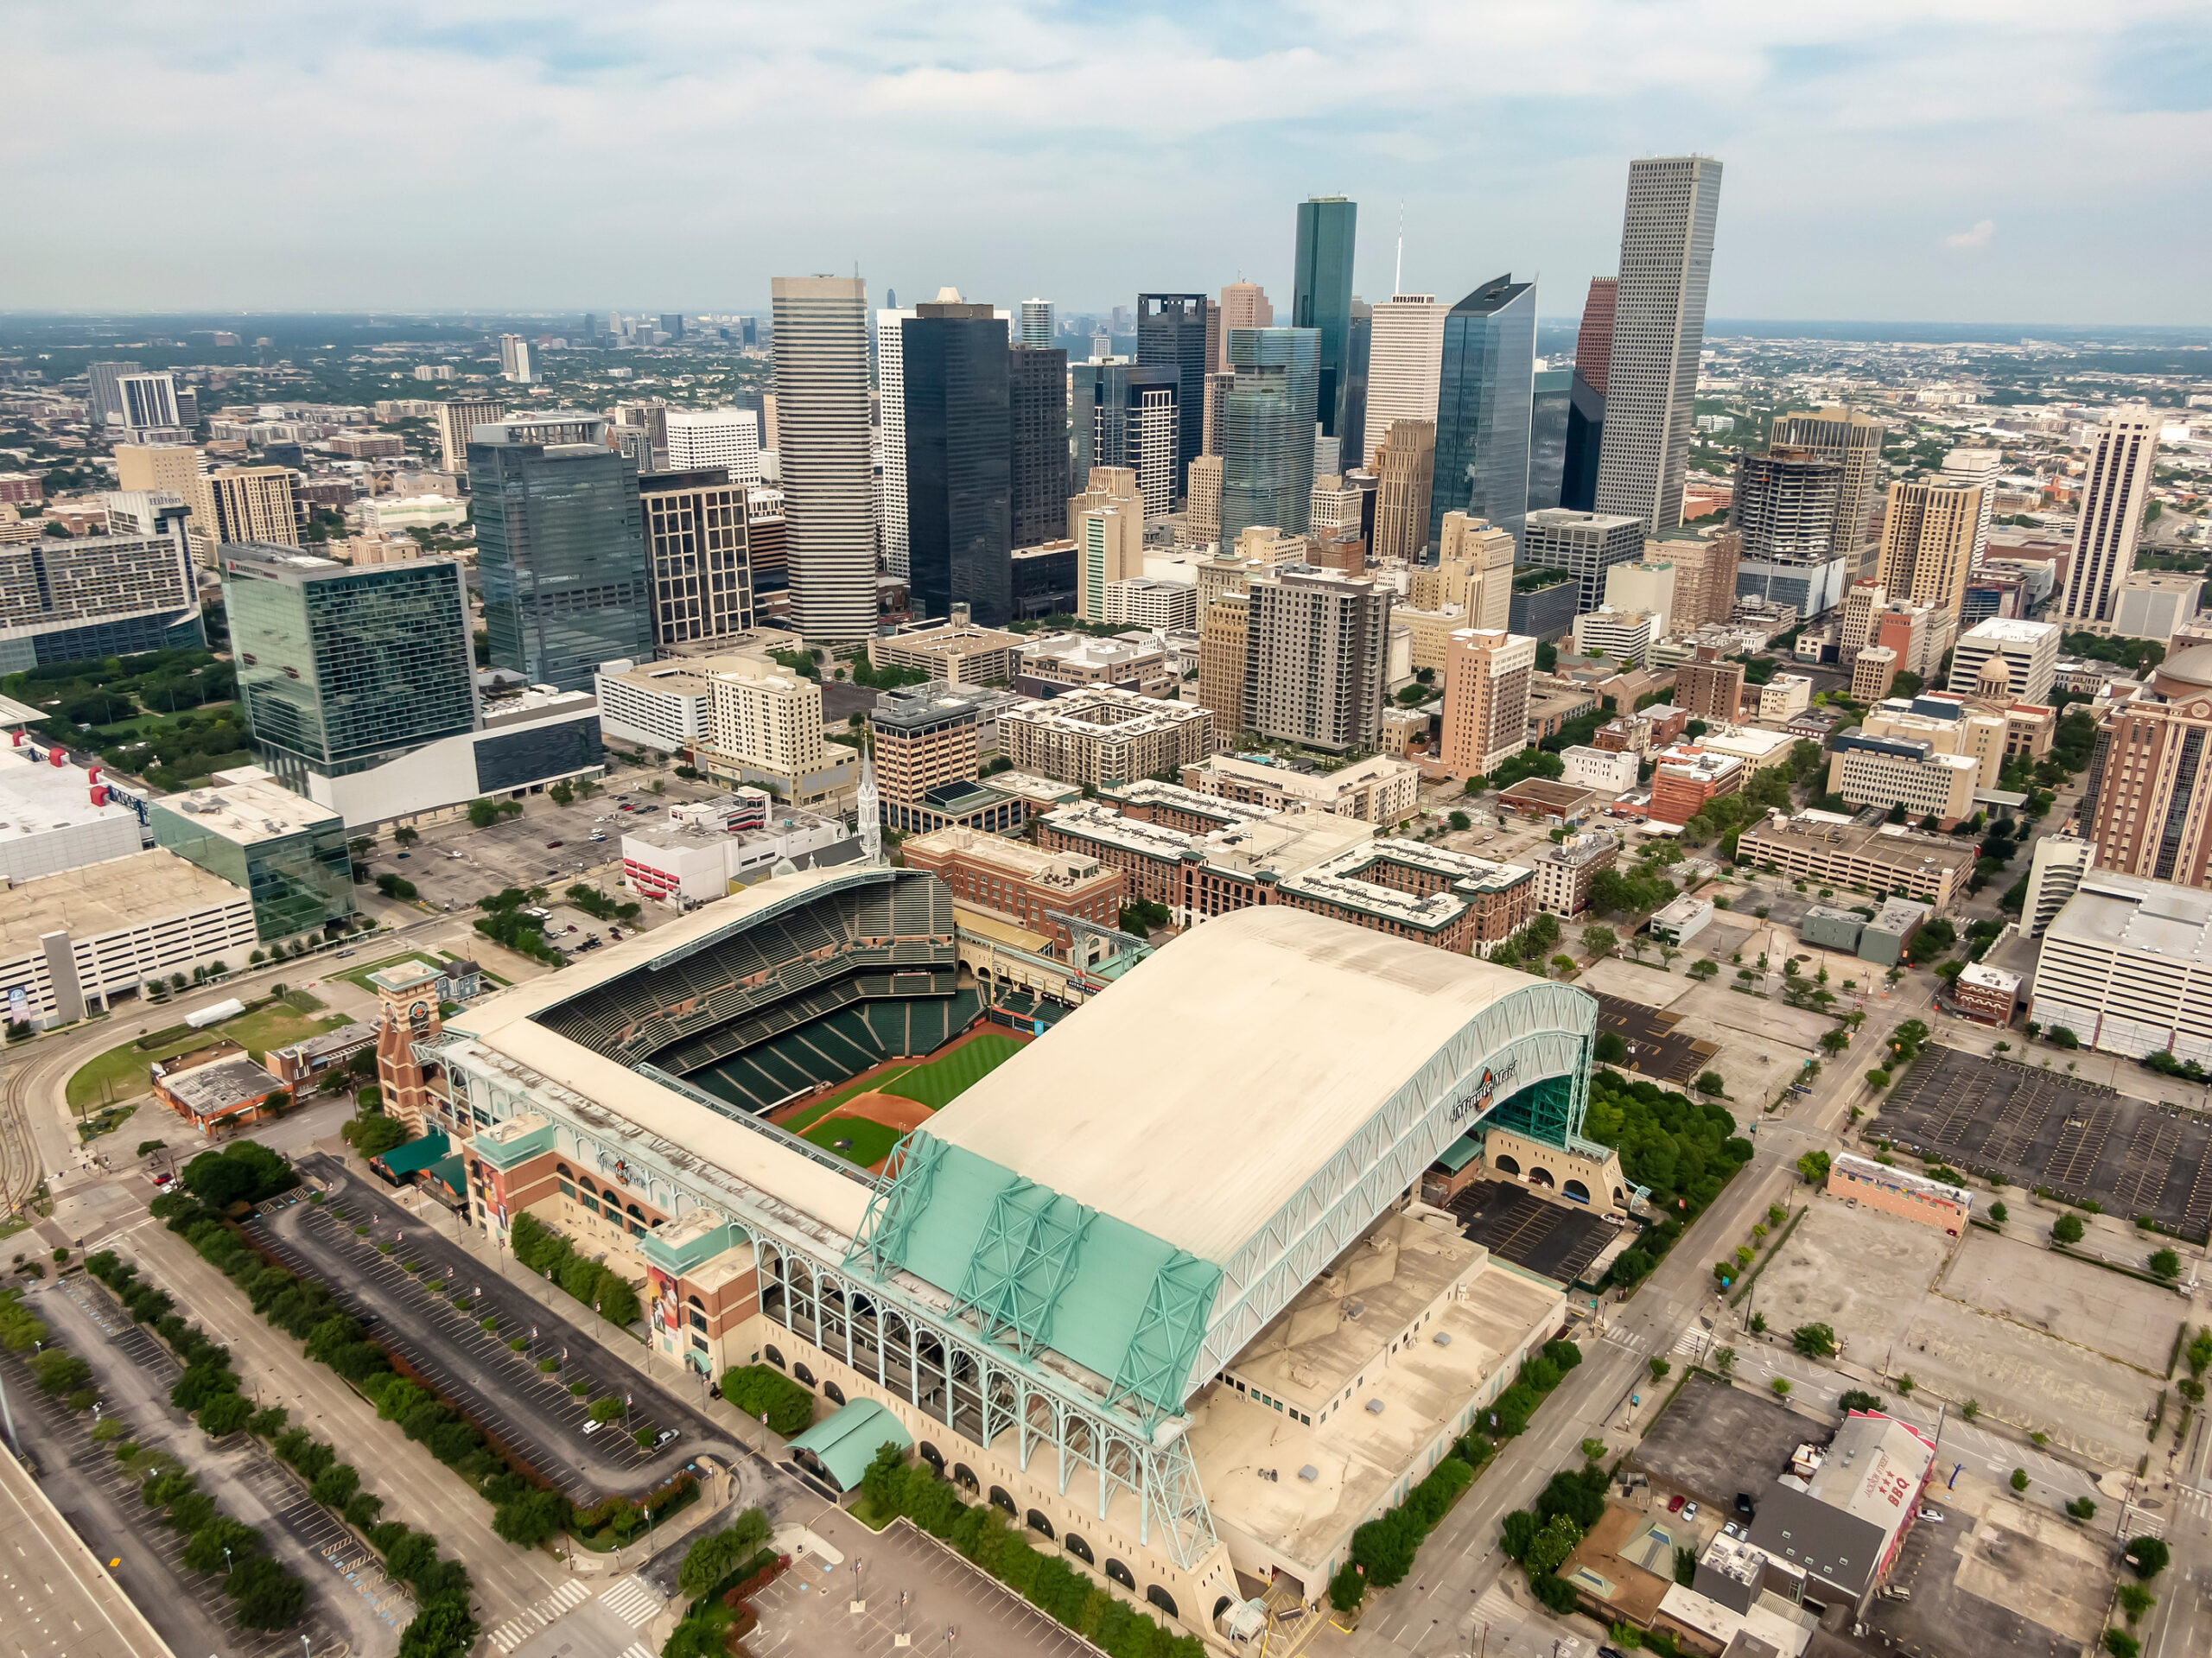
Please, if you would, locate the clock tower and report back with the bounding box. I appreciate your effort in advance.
[368,960,448,1137]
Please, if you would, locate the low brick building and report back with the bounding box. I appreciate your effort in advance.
[151,1049,288,1137]
[1826,1151,1971,1236]
[1950,962,2020,1026]
[900,827,1127,956]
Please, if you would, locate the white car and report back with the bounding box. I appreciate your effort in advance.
[582,1420,604,1437]
[1918,1507,1944,1521]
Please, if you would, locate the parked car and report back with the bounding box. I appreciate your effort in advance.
[1733,1492,1756,1517]
[546,841,564,849]
[582,1420,603,1437]
[1668,1494,1686,1513]
[1918,1508,1944,1522]
[1682,1502,1699,1521]
[1723,1521,1739,1540]
[335,949,355,959]
[653,1428,679,1448]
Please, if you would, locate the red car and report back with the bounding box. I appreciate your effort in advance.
[1668,1494,1686,1513]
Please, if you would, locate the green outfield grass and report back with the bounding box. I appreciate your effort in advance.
[880,1032,1023,1109]
[780,1066,916,1133]
[802,1116,906,1168]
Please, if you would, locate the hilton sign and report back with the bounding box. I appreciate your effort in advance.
[1447,1057,1519,1127]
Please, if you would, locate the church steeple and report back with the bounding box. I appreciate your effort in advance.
[857,750,882,866]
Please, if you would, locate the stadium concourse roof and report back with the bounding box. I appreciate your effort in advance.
[925,906,1544,1266]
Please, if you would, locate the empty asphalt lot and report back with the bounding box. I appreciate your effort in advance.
[251,1158,737,1502]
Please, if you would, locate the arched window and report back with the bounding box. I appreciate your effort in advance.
[793,1363,817,1388]
[1212,1596,1233,1623]
[1491,1154,1521,1177]
[1026,1509,1054,1540]
[988,1486,1017,1516]
[823,1382,846,1406]
[1147,1585,1178,1620]
[1528,1166,1555,1187]
[1563,1179,1591,1204]
[580,1177,597,1193]
[1065,1534,1094,1565]
[764,1345,785,1369]
[918,1443,944,1471]
[1613,1186,1626,1208]
[556,1163,573,1178]
[1105,1560,1135,1590]
[951,1463,979,1493]
[627,1203,644,1219]
[688,1293,705,1310]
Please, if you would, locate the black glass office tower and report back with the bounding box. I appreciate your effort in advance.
[1135,295,1210,506]
[1528,368,1571,514]
[1293,196,1357,447]
[1009,345,1070,547]
[469,420,653,692]
[1340,296,1371,478]
[1426,275,1536,552]
[223,543,478,791]
[1069,360,1179,492]
[903,302,1013,626]
[1561,375,1605,513]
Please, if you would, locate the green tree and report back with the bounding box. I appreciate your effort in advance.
[2126,1536,2171,1579]
[1770,1377,1792,1398]
[1649,1356,1670,1384]
[226,1556,306,1630]
[2053,1213,2085,1245]
[1796,1150,1831,1185]
[2011,1468,2030,1492]
[1790,1323,1837,1358]
[1581,924,1618,960]
[2117,1584,2156,1624]
[1594,1031,1629,1065]
[2150,1248,2181,1280]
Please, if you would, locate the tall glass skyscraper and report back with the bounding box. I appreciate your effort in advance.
[1221,327,1321,544]
[1528,367,1571,515]
[1293,196,1358,448]
[468,416,654,690]
[222,543,479,791]
[1009,346,1071,548]
[1070,359,1180,518]
[1426,276,1536,554]
[1135,295,1211,507]
[902,302,1013,626]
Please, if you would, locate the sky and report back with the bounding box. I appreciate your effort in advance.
[4,0,2209,325]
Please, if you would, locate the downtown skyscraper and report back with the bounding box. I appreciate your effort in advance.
[1221,327,1321,544]
[772,276,876,640]
[2061,408,2161,625]
[1593,156,1723,535]
[902,301,1012,627]
[1293,196,1360,468]
[1426,276,1536,553]
[1136,295,1211,508]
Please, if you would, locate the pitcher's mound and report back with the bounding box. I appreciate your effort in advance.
[818,1091,933,1134]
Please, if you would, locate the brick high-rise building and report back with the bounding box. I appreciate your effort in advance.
[1573,277,1618,396]
[1439,627,1537,778]
[1370,419,1435,566]
[1198,591,1249,735]
[435,396,509,475]
[1674,645,1745,724]
[1646,525,1740,632]
[2077,649,2212,888]
[1217,281,1274,368]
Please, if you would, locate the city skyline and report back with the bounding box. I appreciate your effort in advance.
[5,3,2205,324]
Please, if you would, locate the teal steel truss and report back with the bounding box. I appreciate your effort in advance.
[951,1178,1098,1361]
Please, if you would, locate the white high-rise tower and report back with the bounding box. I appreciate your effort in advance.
[1361,295,1446,471]
[1018,299,1054,350]
[2061,408,2159,626]
[772,276,877,640]
[874,305,917,579]
[1593,156,1723,534]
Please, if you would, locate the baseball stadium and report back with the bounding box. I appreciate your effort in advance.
[427,863,1623,1644]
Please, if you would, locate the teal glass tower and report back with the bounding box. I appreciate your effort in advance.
[1427,275,1536,552]
[1220,327,1321,545]
[221,543,479,793]
[469,416,654,691]
[1292,196,1358,448]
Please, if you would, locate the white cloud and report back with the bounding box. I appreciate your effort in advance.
[1945,219,1998,250]
[0,0,2205,321]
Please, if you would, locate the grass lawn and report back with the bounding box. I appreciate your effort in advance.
[67,990,346,1109]
[780,1066,915,1133]
[802,1116,906,1168]
[881,1034,1023,1110]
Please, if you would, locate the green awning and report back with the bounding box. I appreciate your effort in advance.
[374,1130,452,1178]
[426,1154,467,1194]
[1433,1130,1484,1173]
[787,1399,911,1492]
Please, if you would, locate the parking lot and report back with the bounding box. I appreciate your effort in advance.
[1866,1491,2112,1655]
[1876,1044,2212,1234]
[744,1505,1103,1658]
[361,772,735,921]
[1576,956,1834,1112]
[16,1277,383,1658]
[1630,1375,1814,1517]
[249,1155,739,1502]
[1746,1188,2172,1467]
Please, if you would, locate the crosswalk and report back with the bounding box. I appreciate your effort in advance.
[599,1575,664,1628]
[486,1577,592,1652]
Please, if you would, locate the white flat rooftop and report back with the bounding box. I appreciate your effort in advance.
[0,747,144,842]
[925,905,1556,1266]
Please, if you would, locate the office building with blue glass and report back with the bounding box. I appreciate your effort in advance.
[1427,276,1535,555]
[1136,295,1211,507]
[1220,327,1321,544]
[902,302,1013,627]
[469,415,654,693]
[1293,197,1360,466]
